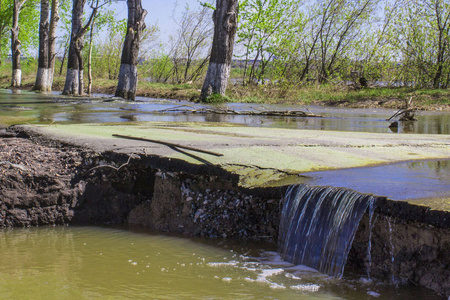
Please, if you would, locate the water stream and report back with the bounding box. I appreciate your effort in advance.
[278,185,376,278]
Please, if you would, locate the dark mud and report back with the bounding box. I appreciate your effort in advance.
[0,132,86,226]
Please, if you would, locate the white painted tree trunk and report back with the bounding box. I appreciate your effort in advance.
[200,0,238,101]
[63,69,80,96]
[79,69,84,95]
[201,62,231,97]
[115,0,146,101]
[62,0,96,96]
[12,69,21,87]
[35,68,51,91]
[116,64,138,100]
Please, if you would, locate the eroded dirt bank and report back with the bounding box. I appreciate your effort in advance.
[349,199,450,297]
[0,129,449,297]
[0,128,281,240]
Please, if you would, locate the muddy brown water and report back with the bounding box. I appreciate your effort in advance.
[0,226,443,300]
[0,89,449,134]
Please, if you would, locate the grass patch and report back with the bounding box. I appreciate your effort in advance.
[200,93,231,104]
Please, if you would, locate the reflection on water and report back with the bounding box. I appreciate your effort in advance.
[1,89,449,134]
[0,226,442,299]
[306,160,450,201]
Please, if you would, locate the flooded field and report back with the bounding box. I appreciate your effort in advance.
[0,226,442,300]
[1,89,448,134]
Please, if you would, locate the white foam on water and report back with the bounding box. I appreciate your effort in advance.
[206,261,239,267]
[291,284,320,292]
[269,283,286,290]
[260,268,284,278]
[222,277,232,283]
[285,273,302,280]
[244,268,285,287]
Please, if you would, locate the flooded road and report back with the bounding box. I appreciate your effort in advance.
[1,89,448,134]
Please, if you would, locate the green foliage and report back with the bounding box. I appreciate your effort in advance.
[168,4,213,84]
[87,16,127,80]
[141,51,175,83]
[0,0,39,63]
[198,1,215,10]
[0,0,13,62]
[18,0,40,55]
[237,0,303,85]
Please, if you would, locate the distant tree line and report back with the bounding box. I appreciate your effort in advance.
[0,0,449,101]
[235,0,450,89]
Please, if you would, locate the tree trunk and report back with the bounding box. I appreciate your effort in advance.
[200,0,238,101]
[63,0,84,95]
[115,0,147,101]
[63,0,96,96]
[87,5,97,95]
[11,0,25,87]
[34,0,50,91]
[47,0,59,89]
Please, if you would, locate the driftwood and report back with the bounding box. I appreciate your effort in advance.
[112,134,224,157]
[387,97,417,122]
[156,105,322,118]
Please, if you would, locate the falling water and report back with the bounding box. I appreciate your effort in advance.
[278,184,376,278]
[366,200,377,279]
[387,217,396,283]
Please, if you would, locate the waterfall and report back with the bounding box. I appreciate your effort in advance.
[278,184,376,278]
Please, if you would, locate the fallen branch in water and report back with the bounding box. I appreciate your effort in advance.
[155,107,322,118]
[387,97,417,122]
[112,134,224,157]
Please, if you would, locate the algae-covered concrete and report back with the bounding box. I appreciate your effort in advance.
[16,122,449,187]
